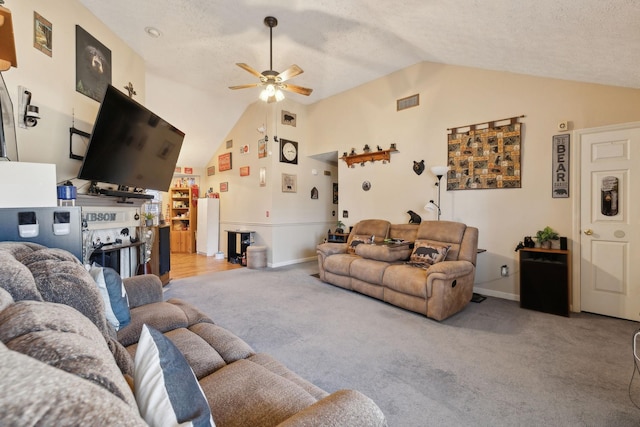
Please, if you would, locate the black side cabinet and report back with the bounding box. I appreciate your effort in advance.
[519,248,570,317]
[226,230,254,263]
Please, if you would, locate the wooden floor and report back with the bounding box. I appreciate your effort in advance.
[169,252,242,280]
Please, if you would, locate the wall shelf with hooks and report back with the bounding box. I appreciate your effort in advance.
[340,147,398,167]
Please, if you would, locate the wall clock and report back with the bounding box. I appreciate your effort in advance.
[279,139,298,164]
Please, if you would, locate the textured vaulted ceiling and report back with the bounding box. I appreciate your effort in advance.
[78,0,640,167]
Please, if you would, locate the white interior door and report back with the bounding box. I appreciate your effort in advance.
[579,124,640,321]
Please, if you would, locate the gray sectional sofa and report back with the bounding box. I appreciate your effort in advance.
[0,242,386,426]
[317,219,479,320]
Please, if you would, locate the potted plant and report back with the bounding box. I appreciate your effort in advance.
[143,212,155,227]
[335,220,346,234]
[535,226,559,249]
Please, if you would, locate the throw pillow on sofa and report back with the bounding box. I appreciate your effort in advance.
[409,242,451,266]
[347,235,370,254]
[134,324,215,427]
[88,263,131,331]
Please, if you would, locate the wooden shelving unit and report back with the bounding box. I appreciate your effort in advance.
[340,148,398,167]
[169,187,197,253]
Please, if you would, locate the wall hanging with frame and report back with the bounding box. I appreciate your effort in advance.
[552,134,569,198]
[33,12,52,57]
[282,110,296,127]
[218,152,232,171]
[259,167,266,187]
[258,137,267,158]
[75,26,111,102]
[447,115,524,190]
[282,173,297,193]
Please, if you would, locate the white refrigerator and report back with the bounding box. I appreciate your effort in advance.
[196,198,220,256]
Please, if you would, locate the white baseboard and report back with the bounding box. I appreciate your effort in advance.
[270,256,317,269]
[473,286,520,302]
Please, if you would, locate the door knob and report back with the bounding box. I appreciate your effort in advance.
[584,229,593,235]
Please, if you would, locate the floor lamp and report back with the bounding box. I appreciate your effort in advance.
[424,165,448,220]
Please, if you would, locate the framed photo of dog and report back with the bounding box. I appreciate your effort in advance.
[75,26,111,102]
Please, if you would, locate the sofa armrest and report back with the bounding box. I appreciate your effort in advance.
[317,242,348,256]
[425,260,474,298]
[122,274,163,308]
[276,389,387,427]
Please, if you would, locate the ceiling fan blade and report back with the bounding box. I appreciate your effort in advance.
[281,83,313,96]
[277,65,303,82]
[228,83,261,90]
[236,63,264,78]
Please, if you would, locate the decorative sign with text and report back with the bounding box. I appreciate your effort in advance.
[552,134,570,198]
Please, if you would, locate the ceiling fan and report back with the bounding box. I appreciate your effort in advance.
[229,16,313,103]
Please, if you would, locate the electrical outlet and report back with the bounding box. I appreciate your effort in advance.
[500,265,509,277]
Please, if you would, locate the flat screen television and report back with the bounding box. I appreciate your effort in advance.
[78,85,184,194]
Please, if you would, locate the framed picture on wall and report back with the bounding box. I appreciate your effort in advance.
[282,173,297,193]
[282,110,297,127]
[258,137,267,158]
[259,167,266,187]
[218,152,232,171]
[75,25,111,102]
[33,12,52,57]
[220,182,228,192]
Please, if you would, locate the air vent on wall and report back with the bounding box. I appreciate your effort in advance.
[397,94,419,111]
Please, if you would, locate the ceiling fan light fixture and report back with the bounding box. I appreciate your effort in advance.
[265,84,276,97]
[230,16,312,100]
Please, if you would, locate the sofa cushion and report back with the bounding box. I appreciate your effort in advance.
[127,327,228,380]
[88,263,131,331]
[382,264,430,298]
[0,250,43,301]
[388,223,419,242]
[134,325,214,427]
[24,256,111,337]
[324,253,359,276]
[248,353,329,401]
[0,287,14,312]
[0,341,147,426]
[200,358,317,427]
[415,221,467,261]
[409,242,450,266]
[188,322,255,365]
[350,258,389,285]
[347,220,391,247]
[355,243,412,262]
[118,301,190,347]
[0,300,137,408]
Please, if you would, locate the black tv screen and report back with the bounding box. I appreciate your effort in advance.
[78,85,184,192]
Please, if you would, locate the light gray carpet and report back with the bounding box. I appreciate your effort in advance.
[164,262,640,426]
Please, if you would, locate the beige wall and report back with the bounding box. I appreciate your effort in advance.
[203,99,338,266]
[205,60,640,297]
[2,0,145,185]
[307,61,640,299]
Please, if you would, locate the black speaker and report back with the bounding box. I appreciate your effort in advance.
[560,236,568,250]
